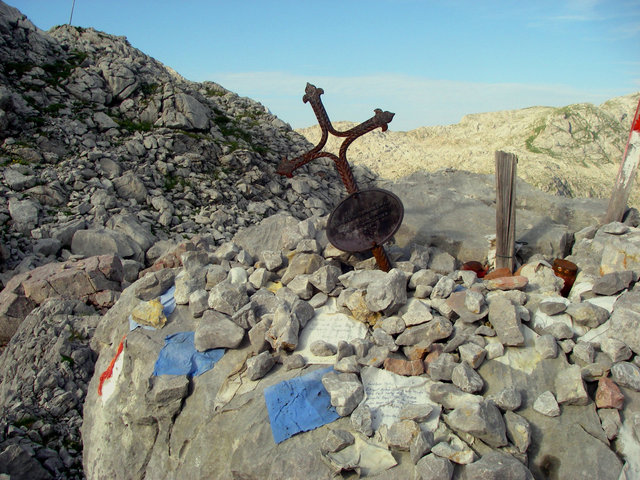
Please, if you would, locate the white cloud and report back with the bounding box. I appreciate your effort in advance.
[198,71,633,131]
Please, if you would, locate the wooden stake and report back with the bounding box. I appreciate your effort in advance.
[604,97,640,224]
[495,151,518,272]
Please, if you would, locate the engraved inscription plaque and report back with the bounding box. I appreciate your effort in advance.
[327,188,404,252]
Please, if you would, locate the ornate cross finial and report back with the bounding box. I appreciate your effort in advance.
[277,83,399,271]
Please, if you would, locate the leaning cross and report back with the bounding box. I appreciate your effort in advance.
[277,83,403,272]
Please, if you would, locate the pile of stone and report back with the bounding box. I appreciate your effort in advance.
[70,213,640,480]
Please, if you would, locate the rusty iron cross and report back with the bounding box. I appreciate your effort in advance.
[277,83,396,271]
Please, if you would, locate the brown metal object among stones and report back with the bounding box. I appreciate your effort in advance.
[552,258,577,297]
[277,83,399,271]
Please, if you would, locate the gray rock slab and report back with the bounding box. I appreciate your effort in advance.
[207,281,249,316]
[451,362,484,393]
[504,411,531,453]
[246,351,276,380]
[611,362,640,391]
[415,453,454,480]
[395,316,453,347]
[321,371,363,417]
[233,214,299,259]
[444,400,507,447]
[555,364,589,405]
[194,310,245,350]
[364,268,408,314]
[459,451,534,480]
[488,295,525,346]
[71,228,143,262]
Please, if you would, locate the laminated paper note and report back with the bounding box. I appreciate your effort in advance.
[360,366,441,431]
[296,298,369,364]
[264,366,339,444]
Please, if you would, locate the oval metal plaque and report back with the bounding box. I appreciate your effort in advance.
[327,188,404,252]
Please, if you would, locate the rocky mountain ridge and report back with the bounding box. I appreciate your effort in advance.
[297,91,640,208]
[0,1,368,283]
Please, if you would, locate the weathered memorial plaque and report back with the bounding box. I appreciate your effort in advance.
[277,83,402,271]
[327,189,404,252]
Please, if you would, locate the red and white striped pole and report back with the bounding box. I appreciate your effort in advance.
[604,97,640,224]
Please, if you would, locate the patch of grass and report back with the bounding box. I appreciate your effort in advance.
[139,82,159,97]
[252,144,269,155]
[60,354,74,365]
[5,61,34,76]
[67,326,85,342]
[29,116,46,127]
[177,130,208,140]
[223,140,240,153]
[112,116,153,133]
[525,122,548,155]
[22,95,38,107]
[41,50,88,86]
[164,174,194,191]
[210,165,235,180]
[205,87,226,97]
[164,174,178,191]
[14,416,37,428]
[69,49,88,65]
[0,154,27,167]
[43,103,65,115]
[237,109,264,125]
[63,438,82,451]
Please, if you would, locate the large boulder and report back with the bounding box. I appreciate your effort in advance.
[0,255,123,342]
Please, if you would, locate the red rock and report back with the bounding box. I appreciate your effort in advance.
[484,268,512,280]
[485,275,528,291]
[1,254,124,342]
[89,290,121,311]
[138,241,195,278]
[404,343,432,361]
[461,261,488,278]
[0,292,37,343]
[596,376,625,410]
[384,357,424,376]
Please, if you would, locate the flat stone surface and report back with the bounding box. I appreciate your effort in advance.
[488,296,525,346]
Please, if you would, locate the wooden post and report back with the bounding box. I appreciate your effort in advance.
[604,97,640,224]
[495,151,517,272]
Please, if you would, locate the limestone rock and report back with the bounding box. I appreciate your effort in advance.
[460,451,534,480]
[246,351,276,380]
[415,453,454,480]
[321,371,363,416]
[444,400,508,447]
[488,295,525,346]
[194,310,245,350]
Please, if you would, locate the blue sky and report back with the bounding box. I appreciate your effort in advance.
[7,0,640,131]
